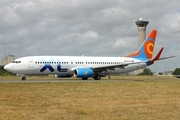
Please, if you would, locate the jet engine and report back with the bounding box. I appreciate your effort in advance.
[74,68,94,78]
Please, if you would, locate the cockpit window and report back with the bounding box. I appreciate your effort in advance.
[12,61,21,63]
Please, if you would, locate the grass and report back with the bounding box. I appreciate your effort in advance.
[0,75,55,80]
[0,76,180,120]
[0,75,176,80]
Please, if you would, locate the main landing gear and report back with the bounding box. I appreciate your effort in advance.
[81,75,101,80]
[93,74,101,80]
[22,76,26,81]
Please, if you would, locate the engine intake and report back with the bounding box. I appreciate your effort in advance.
[74,68,94,78]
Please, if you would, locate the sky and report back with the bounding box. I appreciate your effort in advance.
[0,0,180,72]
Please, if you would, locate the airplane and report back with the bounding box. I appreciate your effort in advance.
[4,30,175,81]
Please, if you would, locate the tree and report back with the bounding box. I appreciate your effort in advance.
[172,68,180,75]
[138,68,153,75]
[0,66,15,76]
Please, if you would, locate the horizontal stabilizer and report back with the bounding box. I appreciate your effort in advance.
[156,56,176,61]
[149,47,175,62]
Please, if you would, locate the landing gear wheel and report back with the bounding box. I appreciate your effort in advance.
[94,75,101,80]
[22,76,26,81]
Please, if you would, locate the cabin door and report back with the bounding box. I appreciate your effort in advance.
[28,58,34,68]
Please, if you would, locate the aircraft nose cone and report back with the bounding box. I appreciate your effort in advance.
[4,64,11,71]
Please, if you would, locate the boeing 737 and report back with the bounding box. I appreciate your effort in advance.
[4,30,174,80]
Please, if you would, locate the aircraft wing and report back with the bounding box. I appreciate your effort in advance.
[92,61,144,72]
[70,61,144,73]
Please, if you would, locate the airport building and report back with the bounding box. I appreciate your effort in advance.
[128,18,149,75]
[1,55,15,66]
[136,18,149,74]
[135,18,149,48]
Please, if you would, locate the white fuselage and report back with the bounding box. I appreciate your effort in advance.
[4,56,147,76]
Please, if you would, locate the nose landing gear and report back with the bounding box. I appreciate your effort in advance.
[22,76,26,81]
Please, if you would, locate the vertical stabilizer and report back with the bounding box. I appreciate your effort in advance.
[125,30,157,60]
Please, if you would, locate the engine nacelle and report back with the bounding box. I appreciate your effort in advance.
[55,74,73,78]
[74,68,94,78]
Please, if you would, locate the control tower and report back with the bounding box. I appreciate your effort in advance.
[135,18,149,48]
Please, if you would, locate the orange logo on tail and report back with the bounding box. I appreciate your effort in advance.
[144,40,154,59]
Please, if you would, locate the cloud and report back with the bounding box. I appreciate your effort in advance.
[81,31,98,39]
[112,38,128,48]
[0,0,180,72]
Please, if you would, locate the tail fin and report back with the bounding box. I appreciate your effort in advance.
[125,30,157,60]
